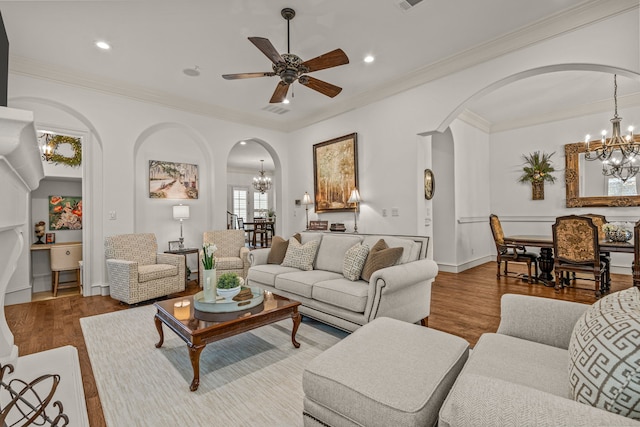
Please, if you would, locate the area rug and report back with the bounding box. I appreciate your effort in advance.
[80,305,347,426]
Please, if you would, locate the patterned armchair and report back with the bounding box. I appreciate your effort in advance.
[552,215,607,297]
[199,230,250,284]
[489,214,538,283]
[105,233,185,304]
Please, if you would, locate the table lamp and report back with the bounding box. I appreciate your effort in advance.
[302,192,313,230]
[173,204,190,249]
[347,188,362,234]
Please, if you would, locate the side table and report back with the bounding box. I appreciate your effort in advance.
[164,248,199,286]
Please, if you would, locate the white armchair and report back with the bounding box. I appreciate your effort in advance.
[104,233,185,304]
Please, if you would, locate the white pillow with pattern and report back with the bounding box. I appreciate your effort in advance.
[281,238,319,271]
[343,243,369,281]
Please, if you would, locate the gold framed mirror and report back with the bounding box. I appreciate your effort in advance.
[565,142,640,207]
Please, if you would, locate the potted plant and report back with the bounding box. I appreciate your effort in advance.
[216,272,242,302]
[518,151,556,200]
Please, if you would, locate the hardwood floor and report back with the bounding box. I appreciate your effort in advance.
[4,263,634,426]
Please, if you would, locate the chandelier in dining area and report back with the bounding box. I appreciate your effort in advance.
[253,160,272,193]
[584,74,640,183]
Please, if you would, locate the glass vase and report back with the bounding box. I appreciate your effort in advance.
[203,268,217,302]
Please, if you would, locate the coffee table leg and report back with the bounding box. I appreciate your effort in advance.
[188,344,205,391]
[154,314,164,348]
[291,309,301,348]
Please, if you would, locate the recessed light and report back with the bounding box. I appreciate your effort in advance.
[282,99,290,104]
[183,66,200,77]
[95,41,111,50]
[364,55,375,63]
[240,141,247,145]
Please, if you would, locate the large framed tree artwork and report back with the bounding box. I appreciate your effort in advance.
[313,133,358,213]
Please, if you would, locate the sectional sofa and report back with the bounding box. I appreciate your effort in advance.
[246,232,437,332]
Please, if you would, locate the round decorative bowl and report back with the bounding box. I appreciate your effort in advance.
[605,229,632,242]
[216,285,241,302]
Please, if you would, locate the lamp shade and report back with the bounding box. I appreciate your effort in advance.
[347,189,362,204]
[172,205,190,220]
[302,192,313,205]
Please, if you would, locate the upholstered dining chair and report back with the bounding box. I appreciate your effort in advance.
[634,220,640,288]
[552,215,608,297]
[50,243,82,297]
[583,213,611,290]
[489,214,539,283]
[199,229,250,284]
[104,233,185,304]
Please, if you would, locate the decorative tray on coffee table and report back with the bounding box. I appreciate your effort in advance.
[193,287,264,314]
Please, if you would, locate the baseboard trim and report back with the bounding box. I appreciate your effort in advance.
[438,256,492,273]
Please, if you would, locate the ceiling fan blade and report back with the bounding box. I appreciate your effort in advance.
[299,76,342,98]
[269,81,290,103]
[222,72,276,80]
[301,49,349,73]
[249,37,285,65]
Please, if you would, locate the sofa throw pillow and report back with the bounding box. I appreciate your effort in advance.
[568,287,640,420]
[343,243,370,281]
[361,239,403,282]
[281,237,319,271]
[267,233,301,264]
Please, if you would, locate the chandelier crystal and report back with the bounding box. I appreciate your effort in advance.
[584,74,639,183]
[253,160,272,194]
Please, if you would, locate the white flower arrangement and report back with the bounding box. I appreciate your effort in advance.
[602,222,633,242]
[202,243,218,270]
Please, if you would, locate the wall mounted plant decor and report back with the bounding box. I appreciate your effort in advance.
[518,151,556,200]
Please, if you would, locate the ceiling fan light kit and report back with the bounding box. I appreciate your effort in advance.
[222,7,349,104]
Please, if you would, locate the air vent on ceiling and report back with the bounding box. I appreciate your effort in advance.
[261,105,290,115]
[396,0,423,12]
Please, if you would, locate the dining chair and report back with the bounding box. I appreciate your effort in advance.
[634,220,640,288]
[583,213,611,290]
[552,215,608,297]
[252,218,269,248]
[489,214,539,283]
[50,243,83,297]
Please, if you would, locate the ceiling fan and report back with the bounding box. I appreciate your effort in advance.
[222,7,349,104]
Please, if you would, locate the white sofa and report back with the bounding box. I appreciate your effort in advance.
[247,232,437,332]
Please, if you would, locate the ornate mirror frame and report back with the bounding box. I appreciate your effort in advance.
[565,142,640,207]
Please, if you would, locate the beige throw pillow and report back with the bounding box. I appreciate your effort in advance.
[281,237,319,271]
[361,239,403,282]
[267,233,301,264]
[343,243,369,281]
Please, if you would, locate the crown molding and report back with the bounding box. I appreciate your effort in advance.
[489,92,640,133]
[9,0,638,133]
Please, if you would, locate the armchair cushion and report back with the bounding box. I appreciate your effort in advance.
[138,264,178,283]
[215,257,244,270]
[568,287,640,420]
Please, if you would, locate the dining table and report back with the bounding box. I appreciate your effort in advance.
[503,235,634,285]
[243,220,276,247]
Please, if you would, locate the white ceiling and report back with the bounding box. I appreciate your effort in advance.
[2,0,639,168]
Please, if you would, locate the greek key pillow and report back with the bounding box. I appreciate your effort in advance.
[343,243,369,281]
[568,287,640,420]
[281,237,319,271]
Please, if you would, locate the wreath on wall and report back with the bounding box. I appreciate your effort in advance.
[43,135,82,167]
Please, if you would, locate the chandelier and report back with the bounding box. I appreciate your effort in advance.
[253,160,272,193]
[584,74,639,183]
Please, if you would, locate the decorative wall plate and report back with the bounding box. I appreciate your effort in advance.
[424,169,435,200]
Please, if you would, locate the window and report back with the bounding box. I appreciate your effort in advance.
[254,192,268,217]
[607,177,638,196]
[233,189,248,222]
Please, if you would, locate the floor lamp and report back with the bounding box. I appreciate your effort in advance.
[302,192,313,230]
[173,204,190,249]
[347,188,362,234]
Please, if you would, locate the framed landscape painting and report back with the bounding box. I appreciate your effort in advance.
[313,133,358,213]
[149,160,199,199]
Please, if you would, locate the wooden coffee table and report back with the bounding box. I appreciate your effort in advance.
[153,291,301,391]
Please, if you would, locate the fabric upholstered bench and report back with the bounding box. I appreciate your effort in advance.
[302,317,469,427]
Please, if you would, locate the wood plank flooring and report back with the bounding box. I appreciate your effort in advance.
[4,262,634,426]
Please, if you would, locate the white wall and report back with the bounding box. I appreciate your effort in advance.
[5,7,640,303]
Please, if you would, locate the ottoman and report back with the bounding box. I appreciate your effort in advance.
[302,317,469,427]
